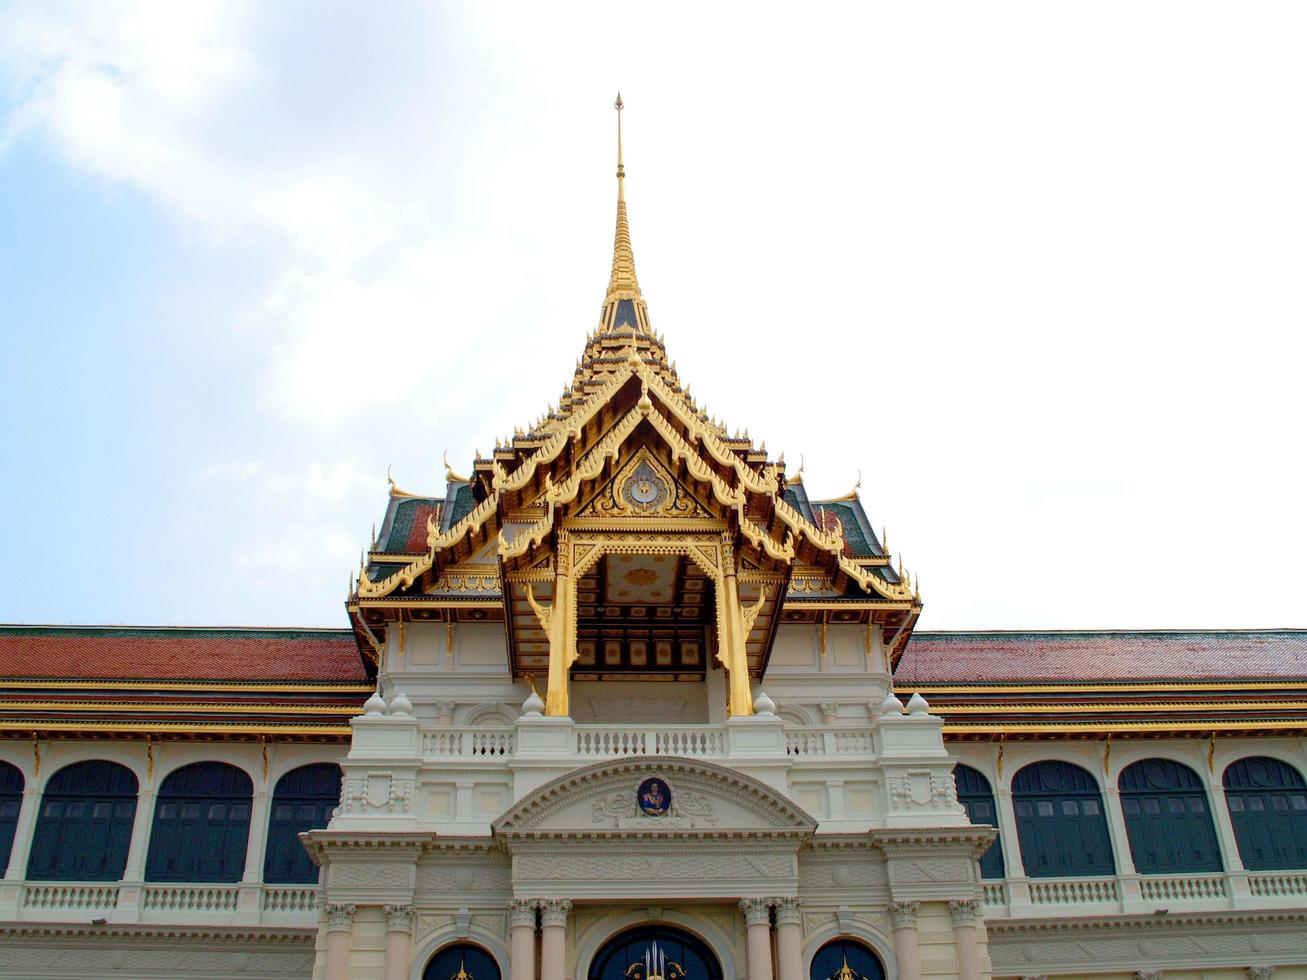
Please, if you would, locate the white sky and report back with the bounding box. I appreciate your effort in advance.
[1,2,1304,629]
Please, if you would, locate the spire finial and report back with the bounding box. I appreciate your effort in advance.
[615,91,625,190]
[601,91,645,330]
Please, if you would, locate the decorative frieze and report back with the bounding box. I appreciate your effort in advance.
[888,769,958,812]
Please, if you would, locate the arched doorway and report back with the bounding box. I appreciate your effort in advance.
[589,925,722,980]
[810,939,886,980]
[422,943,501,980]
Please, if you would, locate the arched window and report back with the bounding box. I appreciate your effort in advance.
[810,939,887,980]
[1012,760,1115,877]
[1223,756,1307,871]
[263,763,341,883]
[1119,758,1222,874]
[0,761,25,872]
[423,943,501,980]
[27,760,137,881]
[955,765,1005,879]
[146,762,252,882]
[588,925,722,980]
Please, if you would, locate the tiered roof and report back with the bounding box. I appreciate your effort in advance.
[0,626,368,740]
[349,97,921,678]
[896,630,1307,739]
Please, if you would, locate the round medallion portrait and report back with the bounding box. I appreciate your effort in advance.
[637,777,671,816]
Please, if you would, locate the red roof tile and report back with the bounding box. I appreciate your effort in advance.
[896,630,1307,684]
[0,627,368,682]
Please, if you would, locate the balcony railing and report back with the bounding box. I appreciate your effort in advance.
[420,724,879,762]
[982,868,1307,918]
[575,726,728,758]
[2,880,319,926]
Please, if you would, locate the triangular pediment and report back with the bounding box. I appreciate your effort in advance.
[574,445,712,519]
[493,757,817,836]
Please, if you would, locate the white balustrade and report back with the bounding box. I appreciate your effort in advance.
[1249,871,1307,897]
[23,882,119,910]
[261,885,321,913]
[1028,876,1119,905]
[981,881,1007,906]
[424,724,881,760]
[423,728,516,757]
[575,726,727,758]
[143,884,240,912]
[1140,874,1228,901]
[785,730,824,755]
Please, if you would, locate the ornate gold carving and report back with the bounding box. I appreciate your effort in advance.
[586,447,702,517]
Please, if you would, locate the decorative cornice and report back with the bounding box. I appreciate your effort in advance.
[0,923,315,943]
[986,907,1307,937]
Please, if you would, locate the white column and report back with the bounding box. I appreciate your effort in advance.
[948,900,982,980]
[994,784,1029,907]
[324,903,356,980]
[510,899,539,980]
[888,902,922,980]
[773,899,802,980]
[540,899,572,980]
[3,782,41,879]
[243,784,272,882]
[384,904,415,980]
[1207,767,1246,871]
[740,898,774,980]
[1103,786,1137,874]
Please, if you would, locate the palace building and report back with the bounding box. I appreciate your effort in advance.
[2,101,1307,980]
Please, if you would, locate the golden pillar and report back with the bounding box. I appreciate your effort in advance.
[716,541,755,717]
[528,535,578,717]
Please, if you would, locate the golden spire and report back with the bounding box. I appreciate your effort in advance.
[601,92,649,333]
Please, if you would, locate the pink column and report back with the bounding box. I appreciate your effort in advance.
[948,900,982,980]
[510,899,539,980]
[740,899,775,980]
[384,904,415,980]
[888,902,921,980]
[773,899,803,980]
[540,899,572,980]
[324,904,356,980]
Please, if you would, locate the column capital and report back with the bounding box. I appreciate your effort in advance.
[739,898,772,927]
[326,903,357,933]
[1134,973,1161,980]
[540,898,573,928]
[1247,970,1275,980]
[1019,976,1047,980]
[887,901,919,930]
[384,903,415,933]
[948,899,982,927]
[510,899,540,928]
[772,897,802,925]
